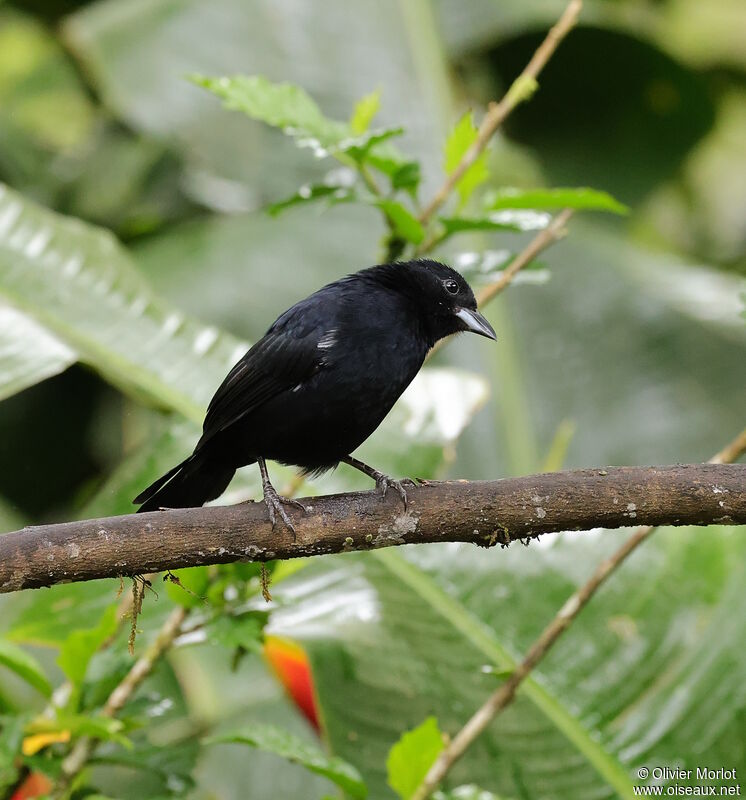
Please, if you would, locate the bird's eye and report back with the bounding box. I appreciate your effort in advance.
[444,279,459,295]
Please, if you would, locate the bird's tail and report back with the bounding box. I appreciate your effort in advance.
[134,451,235,513]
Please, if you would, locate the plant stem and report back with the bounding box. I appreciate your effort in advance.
[417,0,583,226]
[410,426,746,800]
[50,606,188,799]
[427,209,573,359]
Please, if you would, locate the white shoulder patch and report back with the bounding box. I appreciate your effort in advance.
[317,328,338,350]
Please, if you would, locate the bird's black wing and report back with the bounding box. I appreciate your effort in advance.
[196,298,334,449]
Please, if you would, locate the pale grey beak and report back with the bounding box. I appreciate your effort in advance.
[455,307,497,340]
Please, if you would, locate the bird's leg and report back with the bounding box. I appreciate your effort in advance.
[257,457,308,536]
[341,455,413,510]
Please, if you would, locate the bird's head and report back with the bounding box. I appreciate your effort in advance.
[385,259,497,346]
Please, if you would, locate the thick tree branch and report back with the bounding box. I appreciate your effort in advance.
[1,464,744,594]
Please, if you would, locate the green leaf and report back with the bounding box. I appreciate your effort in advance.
[163,566,210,609]
[192,74,401,162]
[0,639,52,697]
[80,416,199,519]
[28,712,130,748]
[375,200,424,244]
[267,183,355,217]
[0,182,245,422]
[350,89,381,134]
[0,714,25,793]
[540,419,577,473]
[444,112,489,206]
[484,187,629,215]
[433,786,505,800]
[387,717,444,799]
[7,580,122,648]
[271,550,637,799]
[64,0,442,216]
[207,724,367,798]
[344,127,406,163]
[191,74,348,150]
[207,612,268,654]
[440,210,550,236]
[390,161,422,193]
[0,301,75,401]
[57,605,118,691]
[92,737,198,797]
[364,152,421,197]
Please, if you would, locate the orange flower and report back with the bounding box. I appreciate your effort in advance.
[264,635,320,732]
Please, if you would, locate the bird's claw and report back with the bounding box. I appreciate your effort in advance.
[375,473,411,510]
[262,486,307,537]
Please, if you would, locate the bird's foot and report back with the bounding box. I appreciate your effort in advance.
[373,472,416,510]
[262,483,308,537]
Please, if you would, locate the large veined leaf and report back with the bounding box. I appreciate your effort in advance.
[0,182,246,418]
[272,523,746,798]
[207,724,367,798]
[412,527,746,788]
[271,552,633,799]
[0,638,52,697]
[0,303,74,402]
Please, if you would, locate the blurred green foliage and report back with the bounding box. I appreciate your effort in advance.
[0,1,744,799]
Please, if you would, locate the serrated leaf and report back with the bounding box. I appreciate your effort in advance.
[267,183,355,217]
[444,112,489,206]
[485,187,629,215]
[366,151,421,196]
[0,639,52,697]
[439,210,550,236]
[350,89,381,134]
[57,605,118,692]
[192,74,401,163]
[191,74,348,151]
[206,724,367,798]
[344,127,406,162]
[375,200,424,244]
[387,717,444,799]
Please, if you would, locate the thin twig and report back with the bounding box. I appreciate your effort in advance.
[427,209,573,359]
[418,0,583,225]
[51,606,188,798]
[410,427,746,800]
[475,208,574,307]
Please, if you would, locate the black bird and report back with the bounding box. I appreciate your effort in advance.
[134,259,496,529]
